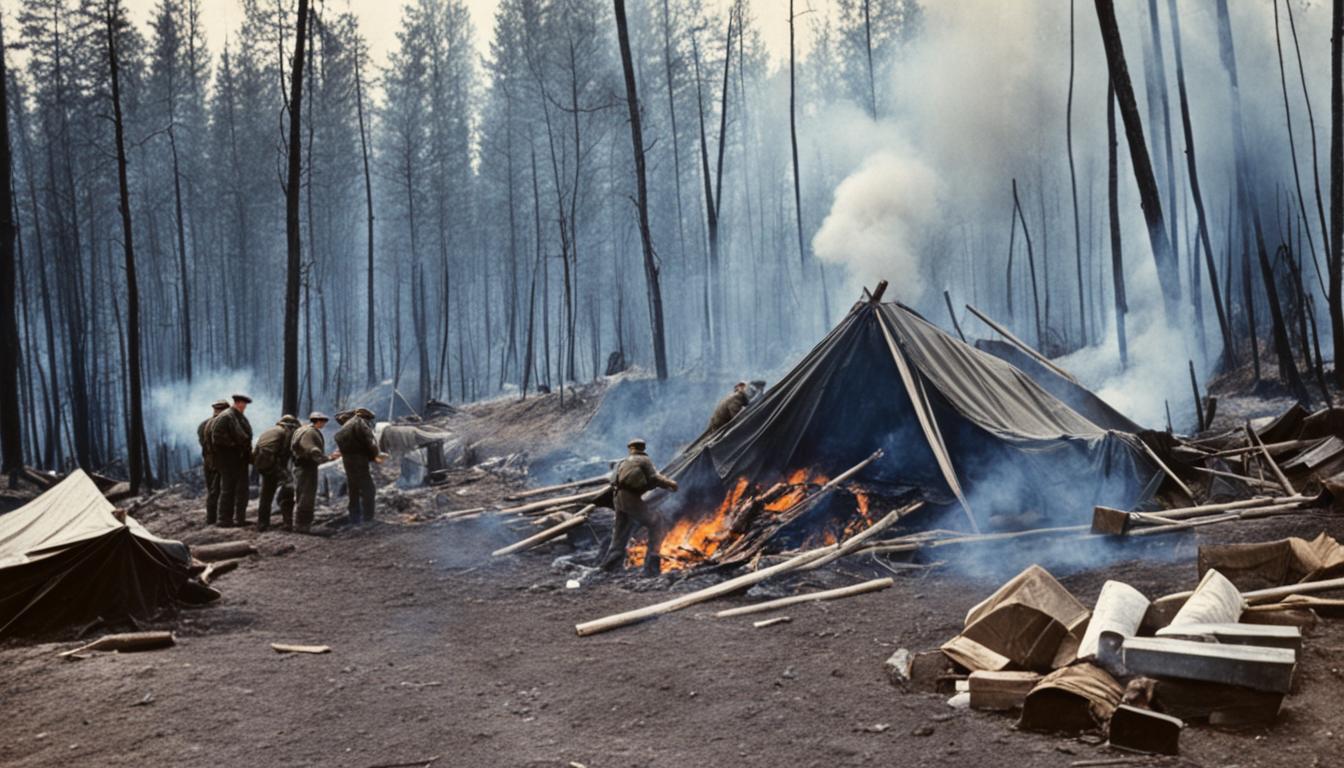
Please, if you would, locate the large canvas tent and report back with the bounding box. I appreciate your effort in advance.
[0,470,192,637]
[650,292,1159,531]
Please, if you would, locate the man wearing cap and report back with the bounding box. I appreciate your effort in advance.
[253,414,300,531]
[209,394,254,527]
[334,407,381,524]
[600,438,679,576]
[706,381,751,432]
[291,412,335,534]
[197,399,229,525]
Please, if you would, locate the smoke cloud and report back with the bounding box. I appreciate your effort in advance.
[148,369,282,450]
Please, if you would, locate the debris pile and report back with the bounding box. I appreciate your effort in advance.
[892,544,1344,756]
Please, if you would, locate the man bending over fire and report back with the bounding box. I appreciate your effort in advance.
[599,438,679,576]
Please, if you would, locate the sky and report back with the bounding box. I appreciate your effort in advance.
[120,0,805,71]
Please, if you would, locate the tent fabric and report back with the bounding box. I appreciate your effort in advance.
[973,338,1141,434]
[0,470,191,638]
[343,380,419,421]
[652,299,1158,527]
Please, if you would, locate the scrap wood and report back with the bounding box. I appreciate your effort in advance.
[363,757,440,768]
[503,474,608,501]
[1210,439,1317,457]
[59,631,174,659]
[800,502,921,570]
[1191,466,1281,490]
[200,557,242,585]
[492,505,595,557]
[964,303,1079,384]
[714,577,894,618]
[753,616,792,628]
[191,540,258,562]
[1246,424,1296,495]
[1125,501,1313,537]
[271,643,331,654]
[498,489,604,517]
[1137,439,1195,501]
[574,544,839,636]
[859,524,1091,555]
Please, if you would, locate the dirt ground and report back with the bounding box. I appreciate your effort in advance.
[3,474,1344,768]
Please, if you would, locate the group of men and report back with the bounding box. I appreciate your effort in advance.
[196,394,385,532]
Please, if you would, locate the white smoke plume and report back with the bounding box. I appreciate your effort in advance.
[148,369,283,450]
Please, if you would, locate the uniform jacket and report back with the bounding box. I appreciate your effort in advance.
[208,407,254,461]
[334,415,379,459]
[291,424,328,466]
[706,390,750,431]
[253,424,295,472]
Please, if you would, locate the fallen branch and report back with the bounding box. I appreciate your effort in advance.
[200,558,242,585]
[492,505,594,557]
[714,577,894,618]
[439,506,487,521]
[59,631,174,659]
[191,540,257,562]
[575,544,838,637]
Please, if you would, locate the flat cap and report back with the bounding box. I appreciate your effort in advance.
[279,414,301,427]
[627,437,646,448]
[231,393,253,404]
[355,407,376,419]
[211,399,230,410]
[308,411,330,423]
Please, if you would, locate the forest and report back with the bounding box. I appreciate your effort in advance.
[0,0,1340,494]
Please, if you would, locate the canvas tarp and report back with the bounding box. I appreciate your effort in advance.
[651,298,1158,528]
[0,470,192,637]
[344,379,419,421]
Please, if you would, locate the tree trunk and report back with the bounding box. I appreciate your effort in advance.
[353,41,376,389]
[1067,0,1086,346]
[615,0,669,380]
[1108,83,1128,368]
[0,23,21,479]
[1093,0,1180,322]
[863,0,877,119]
[105,0,146,492]
[1012,179,1043,347]
[1275,0,1325,291]
[282,0,311,416]
[1166,0,1234,368]
[1332,0,1344,386]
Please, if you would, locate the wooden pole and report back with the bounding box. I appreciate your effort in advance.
[714,578,894,618]
[492,505,594,557]
[574,544,838,636]
[1188,360,1205,431]
[801,502,919,571]
[503,474,609,501]
[1246,423,1296,495]
[944,290,966,342]
[498,488,603,516]
[1137,439,1196,500]
[965,303,1078,384]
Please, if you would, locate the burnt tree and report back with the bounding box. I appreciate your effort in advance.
[0,21,21,477]
[282,0,311,416]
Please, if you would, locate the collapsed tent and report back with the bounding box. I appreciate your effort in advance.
[0,470,193,638]
[343,379,419,421]
[650,292,1160,537]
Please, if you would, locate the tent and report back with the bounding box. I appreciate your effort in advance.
[0,470,193,638]
[649,292,1159,531]
[343,379,419,421]
[973,338,1140,434]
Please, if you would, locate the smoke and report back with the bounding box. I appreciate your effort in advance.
[812,149,939,301]
[147,369,283,450]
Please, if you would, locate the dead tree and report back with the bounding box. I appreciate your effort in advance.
[614,0,669,380]
[1166,0,1234,368]
[1012,179,1043,347]
[282,0,311,416]
[1333,0,1343,386]
[105,0,147,491]
[354,37,376,389]
[1093,0,1180,322]
[863,0,877,119]
[1285,0,1331,274]
[1108,83,1128,368]
[0,21,21,478]
[790,0,805,267]
[1067,0,1086,345]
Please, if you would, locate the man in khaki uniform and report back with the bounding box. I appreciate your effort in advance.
[599,438,679,576]
[334,407,381,524]
[706,382,750,432]
[290,412,333,534]
[209,394,254,527]
[197,399,228,525]
[253,414,300,531]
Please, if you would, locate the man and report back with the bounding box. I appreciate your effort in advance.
[253,414,300,531]
[706,381,750,432]
[291,412,334,534]
[599,438,679,576]
[197,399,229,525]
[334,407,381,525]
[209,394,254,527]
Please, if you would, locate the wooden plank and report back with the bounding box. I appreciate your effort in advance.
[713,577,894,618]
[968,670,1041,710]
[1121,636,1296,693]
[1155,622,1302,652]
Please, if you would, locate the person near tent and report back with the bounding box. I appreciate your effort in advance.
[291,412,334,534]
[197,399,229,525]
[706,382,751,432]
[599,438,679,576]
[334,407,382,525]
[209,394,254,527]
[253,414,300,532]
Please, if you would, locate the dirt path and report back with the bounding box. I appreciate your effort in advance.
[3,496,1343,767]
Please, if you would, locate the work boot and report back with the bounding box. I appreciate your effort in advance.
[598,550,626,572]
[642,555,663,578]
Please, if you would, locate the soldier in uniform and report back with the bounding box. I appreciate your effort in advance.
[253,414,300,531]
[209,394,254,527]
[197,399,229,525]
[290,412,333,534]
[599,438,679,576]
[334,407,381,524]
[706,382,750,432]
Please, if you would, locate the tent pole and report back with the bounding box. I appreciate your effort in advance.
[876,309,981,533]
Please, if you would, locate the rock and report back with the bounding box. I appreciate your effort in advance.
[912,724,935,737]
[883,648,914,689]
